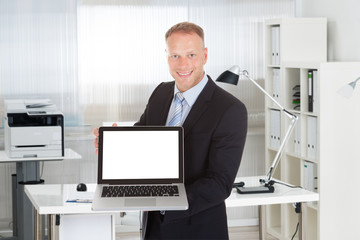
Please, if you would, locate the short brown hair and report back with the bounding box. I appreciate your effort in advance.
[165,22,205,46]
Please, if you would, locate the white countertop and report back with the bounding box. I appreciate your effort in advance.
[0,148,81,163]
[226,176,319,207]
[25,176,319,215]
[25,183,103,214]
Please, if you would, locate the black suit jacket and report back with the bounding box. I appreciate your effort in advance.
[135,76,248,239]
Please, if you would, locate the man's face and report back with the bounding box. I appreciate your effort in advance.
[166,31,208,93]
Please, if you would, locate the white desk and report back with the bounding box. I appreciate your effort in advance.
[25,176,318,240]
[227,176,318,207]
[25,183,115,240]
[227,176,319,240]
[0,149,81,240]
[0,149,81,163]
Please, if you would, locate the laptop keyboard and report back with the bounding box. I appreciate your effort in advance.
[101,185,179,198]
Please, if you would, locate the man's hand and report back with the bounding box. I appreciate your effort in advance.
[93,123,118,154]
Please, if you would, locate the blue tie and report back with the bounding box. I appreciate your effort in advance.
[168,92,184,126]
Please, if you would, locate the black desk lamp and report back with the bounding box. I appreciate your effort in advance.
[216,65,298,194]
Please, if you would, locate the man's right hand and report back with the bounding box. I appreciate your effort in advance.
[93,123,118,155]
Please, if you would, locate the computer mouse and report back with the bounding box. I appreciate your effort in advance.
[76,183,87,192]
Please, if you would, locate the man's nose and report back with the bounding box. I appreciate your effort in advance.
[179,57,190,68]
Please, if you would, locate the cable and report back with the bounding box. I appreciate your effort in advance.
[268,181,301,240]
[270,180,302,189]
[291,222,299,240]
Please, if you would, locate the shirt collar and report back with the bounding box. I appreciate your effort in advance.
[174,73,208,107]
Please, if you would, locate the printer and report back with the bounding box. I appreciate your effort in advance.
[4,99,64,158]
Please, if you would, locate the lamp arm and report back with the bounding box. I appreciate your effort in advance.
[241,70,298,184]
[241,70,297,121]
[263,115,297,184]
[241,70,285,111]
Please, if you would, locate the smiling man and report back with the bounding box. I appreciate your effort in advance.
[94,22,248,239]
[134,22,248,239]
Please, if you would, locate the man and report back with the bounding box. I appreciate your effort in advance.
[95,22,247,239]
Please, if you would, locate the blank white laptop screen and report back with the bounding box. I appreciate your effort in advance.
[102,130,180,180]
[93,126,188,211]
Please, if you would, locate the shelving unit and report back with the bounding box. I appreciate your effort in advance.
[265,17,360,240]
[264,18,327,240]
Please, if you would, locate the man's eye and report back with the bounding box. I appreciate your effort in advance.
[171,55,178,59]
[189,54,196,58]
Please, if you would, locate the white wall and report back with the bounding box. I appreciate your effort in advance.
[297,0,360,61]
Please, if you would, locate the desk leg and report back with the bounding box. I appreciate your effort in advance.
[298,203,302,240]
[48,215,53,240]
[16,161,43,240]
[258,205,264,240]
[33,208,42,240]
[11,174,18,238]
[48,215,59,240]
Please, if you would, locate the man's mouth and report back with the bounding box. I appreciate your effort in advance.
[177,71,192,77]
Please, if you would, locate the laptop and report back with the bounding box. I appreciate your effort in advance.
[92,126,188,211]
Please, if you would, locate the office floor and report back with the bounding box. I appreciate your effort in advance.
[116,226,278,240]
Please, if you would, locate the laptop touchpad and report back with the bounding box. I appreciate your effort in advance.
[125,198,156,207]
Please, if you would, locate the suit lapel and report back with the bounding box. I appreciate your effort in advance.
[183,77,216,137]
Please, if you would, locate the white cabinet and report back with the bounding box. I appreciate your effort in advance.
[59,214,115,240]
[317,62,360,240]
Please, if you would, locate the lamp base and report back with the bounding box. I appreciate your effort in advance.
[236,185,274,194]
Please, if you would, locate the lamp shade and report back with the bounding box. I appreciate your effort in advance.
[337,83,355,98]
[216,65,241,85]
[337,78,359,98]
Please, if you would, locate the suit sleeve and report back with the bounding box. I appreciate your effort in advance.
[164,100,248,223]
